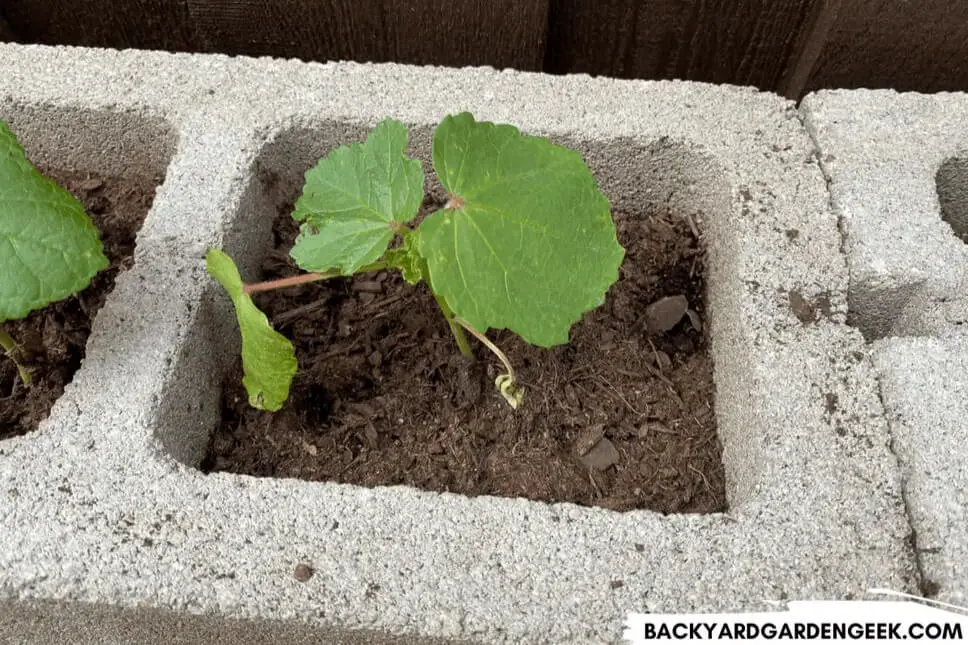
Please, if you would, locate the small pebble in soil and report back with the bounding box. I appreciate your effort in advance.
[581,437,621,471]
[644,294,688,333]
[574,424,606,457]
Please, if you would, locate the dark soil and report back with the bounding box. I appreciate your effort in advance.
[203,200,726,514]
[0,170,159,439]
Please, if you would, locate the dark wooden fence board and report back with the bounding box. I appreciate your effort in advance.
[0,12,15,41]
[185,0,548,69]
[2,0,968,98]
[544,0,821,91]
[804,0,968,94]
[775,0,843,98]
[0,0,198,51]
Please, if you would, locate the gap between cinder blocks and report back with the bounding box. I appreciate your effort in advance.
[0,44,939,644]
[792,106,934,603]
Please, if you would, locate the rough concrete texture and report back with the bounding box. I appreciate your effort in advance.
[800,90,968,340]
[801,90,968,606]
[872,336,968,605]
[0,44,918,644]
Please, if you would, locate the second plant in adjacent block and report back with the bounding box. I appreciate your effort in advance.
[208,112,625,411]
[0,120,108,386]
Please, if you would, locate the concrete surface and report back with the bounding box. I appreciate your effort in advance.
[801,90,968,605]
[0,44,921,644]
[872,337,968,605]
[800,90,968,341]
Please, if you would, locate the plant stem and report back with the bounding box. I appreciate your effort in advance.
[244,271,336,294]
[452,316,515,382]
[243,261,387,294]
[0,326,31,386]
[453,316,523,409]
[432,292,473,358]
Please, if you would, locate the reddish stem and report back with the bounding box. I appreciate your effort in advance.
[242,260,386,294]
[243,272,331,294]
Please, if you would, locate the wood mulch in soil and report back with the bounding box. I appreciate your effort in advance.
[0,170,159,439]
[203,198,726,514]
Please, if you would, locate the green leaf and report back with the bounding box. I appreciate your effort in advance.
[0,120,109,322]
[419,113,625,347]
[290,118,423,275]
[206,249,297,412]
[383,229,425,285]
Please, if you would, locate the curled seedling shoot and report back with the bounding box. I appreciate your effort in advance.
[454,316,523,409]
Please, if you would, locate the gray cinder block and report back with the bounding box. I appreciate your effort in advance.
[0,44,918,644]
[800,90,968,340]
[872,336,968,604]
[802,90,968,605]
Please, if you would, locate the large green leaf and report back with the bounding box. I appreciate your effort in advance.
[419,113,625,347]
[290,118,424,275]
[206,249,297,412]
[0,120,109,322]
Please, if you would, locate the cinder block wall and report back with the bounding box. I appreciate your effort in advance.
[2,44,957,644]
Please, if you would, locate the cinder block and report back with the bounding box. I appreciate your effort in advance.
[801,90,968,605]
[0,44,917,644]
[871,336,968,605]
[800,90,968,340]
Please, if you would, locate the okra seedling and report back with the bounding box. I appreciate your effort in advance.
[208,113,624,411]
[0,121,108,385]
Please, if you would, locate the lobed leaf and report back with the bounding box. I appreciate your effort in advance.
[419,113,625,347]
[290,118,424,275]
[206,249,297,412]
[0,120,109,322]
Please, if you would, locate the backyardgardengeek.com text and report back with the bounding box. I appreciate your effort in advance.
[640,620,962,641]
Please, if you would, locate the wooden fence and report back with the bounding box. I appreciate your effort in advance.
[2,0,966,99]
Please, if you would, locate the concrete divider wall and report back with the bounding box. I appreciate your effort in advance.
[0,44,936,644]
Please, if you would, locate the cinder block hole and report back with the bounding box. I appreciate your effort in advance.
[197,122,728,514]
[937,156,968,244]
[0,106,175,441]
[848,157,968,341]
[846,283,923,342]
